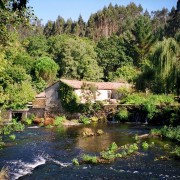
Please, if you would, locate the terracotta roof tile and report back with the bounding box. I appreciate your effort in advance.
[60,79,130,90]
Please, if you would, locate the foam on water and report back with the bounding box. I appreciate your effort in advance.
[7,155,46,180]
[48,158,72,167]
[28,126,40,129]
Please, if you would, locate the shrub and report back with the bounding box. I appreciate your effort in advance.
[171,146,180,159]
[2,125,13,135]
[92,101,104,111]
[54,116,66,126]
[72,158,79,166]
[24,118,33,125]
[116,108,129,122]
[12,119,25,132]
[142,141,149,149]
[150,128,162,136]
[82,154,98,164]
[152,126,180,142]
[108,142,118,152]
[9,134,16,141]
[79,116,90,124]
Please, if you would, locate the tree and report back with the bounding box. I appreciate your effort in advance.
[24,35,48,57]
[5,81,36,109]
[35,56,59,85]
[96,35,133,81]
[131,15,155,66]
[51,16,65,36]
[43,20,54,37]
[165,1,180,38]
[0,0,34,47]
[56,37,102,81]
[149,38,180,94]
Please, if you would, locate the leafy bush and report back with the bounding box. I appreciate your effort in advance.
[54,116,66,126]
[151,126,180,142]
[116,108,129,122]
[79,116,90,124]
[171,146,180,159]
[72,158,79,166]
[142,141,149,149]
[92,101,104,111]
[24,118,33,125]
[12,119,25,132]
[108,142,118,152]
[82,154,98,164]
[2,125,13,135]
[150,128,162,136]
[9,134,16,141]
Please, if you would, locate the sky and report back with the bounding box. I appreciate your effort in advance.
[29,0,177,24]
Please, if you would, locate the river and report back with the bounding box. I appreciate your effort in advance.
[0,123,180,180]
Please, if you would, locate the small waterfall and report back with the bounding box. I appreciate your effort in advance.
[7,155,47,180]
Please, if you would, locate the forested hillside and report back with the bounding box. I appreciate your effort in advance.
[0,0,180,109]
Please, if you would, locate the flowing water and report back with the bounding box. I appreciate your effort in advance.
[0,123,180,180]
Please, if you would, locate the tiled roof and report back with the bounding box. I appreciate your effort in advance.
[60,79,130,90]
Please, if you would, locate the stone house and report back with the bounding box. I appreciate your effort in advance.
[1,79,131,121]
[60,79,130,103]
[30,79,131,117]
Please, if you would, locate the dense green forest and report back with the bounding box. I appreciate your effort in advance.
[0,0,180,109]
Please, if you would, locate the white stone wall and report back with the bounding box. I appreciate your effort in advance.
[74,89,111,103]
[45,82,62,112]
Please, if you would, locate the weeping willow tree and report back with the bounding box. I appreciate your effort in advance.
[150,38,180,94]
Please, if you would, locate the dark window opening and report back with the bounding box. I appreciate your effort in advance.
[12,113,22,121]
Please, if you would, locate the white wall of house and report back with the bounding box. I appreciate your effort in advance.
[45,82,62,112]
[74,89,111,103]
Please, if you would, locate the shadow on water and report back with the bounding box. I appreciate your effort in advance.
[0,123,180,179]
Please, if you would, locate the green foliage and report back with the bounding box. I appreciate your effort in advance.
[24,35,48,57]
[3,119,25,135]
[116,108,129,122]
[121,93,176,120]
[79,116,90,125]
[92,101,104,111]
[145,38,180,94]
[150,128,162,136]
[82,154,98,164]
[113,65,139,83]
[132,15,155,66]
[108,142,118,152]
[2,125,13,135]
[151,126,180,142]
[12,119,25,132]
[35,56,59,85]
[54,116,66,126]
[9,134,16,141]
[72,158,79,166]
[142,141,149,149]
[59,82,80,113]
[100,142,118,160]
[96,35,133,81]
[24,118,33,125]
[5,81,36,109]
[55,36,102,81]
[171,146,180,159]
